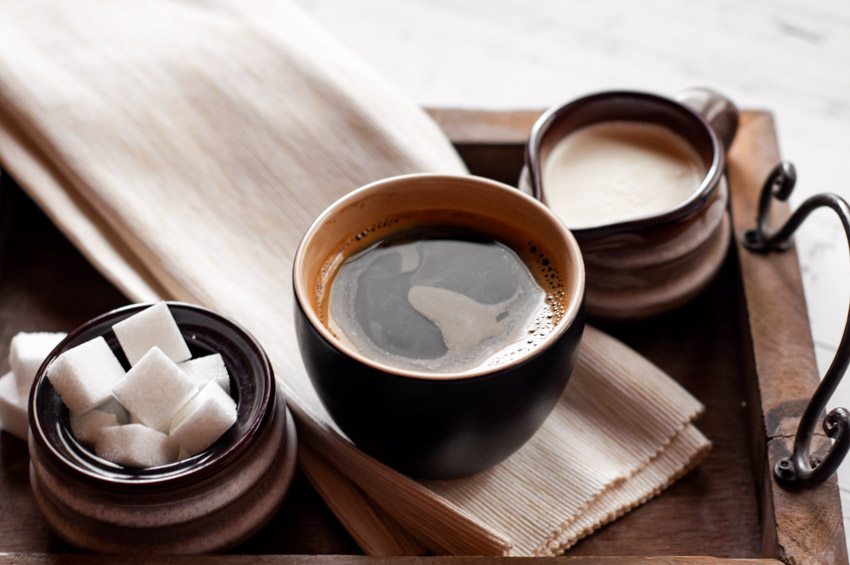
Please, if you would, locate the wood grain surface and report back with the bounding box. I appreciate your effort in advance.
[0,555,784,565]
[433,108,848,564]
[0,109,844,563]
[728,113,848,565]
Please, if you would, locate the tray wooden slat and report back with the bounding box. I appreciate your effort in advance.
[727,112,847,564]
[0,556,784,565]
[0,109,844,563]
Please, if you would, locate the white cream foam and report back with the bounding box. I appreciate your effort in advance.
[543,121,706,228]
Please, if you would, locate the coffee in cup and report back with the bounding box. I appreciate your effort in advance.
[293,173,585,478]
[315,211,567,375]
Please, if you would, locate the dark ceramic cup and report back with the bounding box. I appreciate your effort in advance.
[28,302,297,553]
[520,88,738,320]
[293,174,585,479]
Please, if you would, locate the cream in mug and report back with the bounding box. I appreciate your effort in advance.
[542,121,706,228]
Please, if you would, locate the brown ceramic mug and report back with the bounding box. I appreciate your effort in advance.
[293,174,585,479]
[520,88,738,320]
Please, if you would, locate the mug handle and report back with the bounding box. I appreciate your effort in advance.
[743,161,850,488]
[674,87,740,153]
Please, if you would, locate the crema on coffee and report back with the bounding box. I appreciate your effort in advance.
[315,217,567,375]
[543,121,706,228]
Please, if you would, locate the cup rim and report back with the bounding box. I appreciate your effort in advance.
[28,301,277,491]
[292,173,585,381]
[525,90,725,237]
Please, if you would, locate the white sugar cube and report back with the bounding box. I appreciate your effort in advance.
[112,347,198,432]
[9,332,67,395]
[70,410,119,446]
[92,397,130,425]
[169,381,237,456]
[178,354,231,395]
[45,337,126,414]
[112,302,191,366]
[95,424,179,467]
[0,372,28,441]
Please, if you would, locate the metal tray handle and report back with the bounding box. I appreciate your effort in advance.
[743,161,850,488]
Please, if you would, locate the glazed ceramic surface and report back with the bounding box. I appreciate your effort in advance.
[521,89,738,320]
[293,174,585,478]
[28,302,297,553]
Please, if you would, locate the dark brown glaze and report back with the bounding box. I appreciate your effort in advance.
[28,302,278,491]
[524,90,724,240]
[520,90,738,320]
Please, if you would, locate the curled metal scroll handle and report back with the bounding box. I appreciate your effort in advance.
[743,161,850,488]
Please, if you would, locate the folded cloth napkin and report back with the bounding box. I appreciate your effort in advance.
[0,0,709,555]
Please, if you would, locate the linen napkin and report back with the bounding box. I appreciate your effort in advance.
[0,0,710,555]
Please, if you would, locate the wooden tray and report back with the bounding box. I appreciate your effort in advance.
[0,110,845,564]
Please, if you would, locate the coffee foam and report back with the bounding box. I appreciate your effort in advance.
[313,211,568,375]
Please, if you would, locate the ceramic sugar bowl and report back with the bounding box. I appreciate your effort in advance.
[27,302,297,554]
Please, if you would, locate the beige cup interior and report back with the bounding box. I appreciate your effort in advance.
[293,173,585,378]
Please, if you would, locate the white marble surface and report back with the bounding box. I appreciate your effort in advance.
[296,0,850,545]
